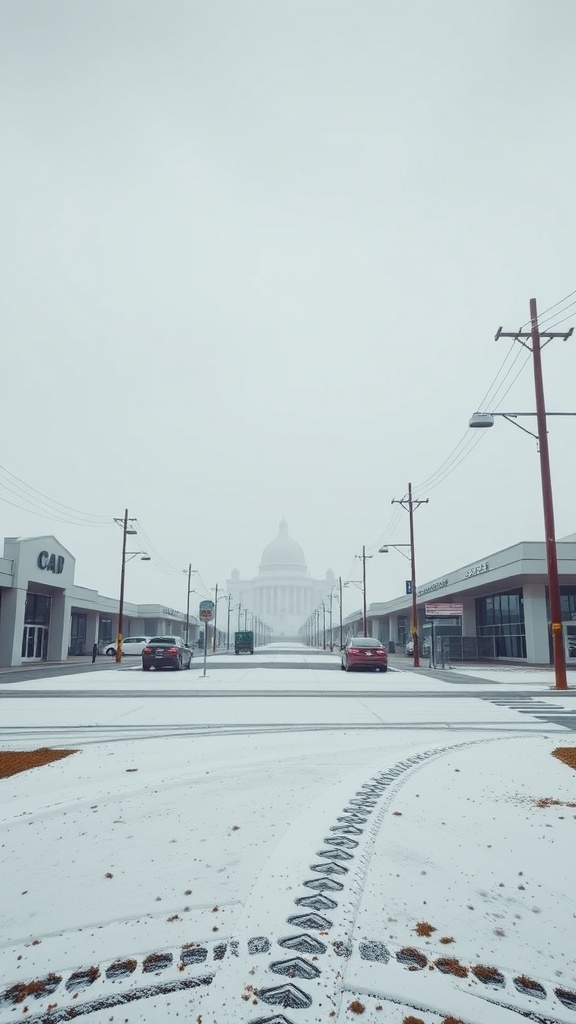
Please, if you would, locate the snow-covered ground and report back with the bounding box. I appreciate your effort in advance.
[1,648,575,1023]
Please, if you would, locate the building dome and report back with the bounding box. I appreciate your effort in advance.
[259,519,307,573]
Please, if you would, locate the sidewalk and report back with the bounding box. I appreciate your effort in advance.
[0,648,227,676]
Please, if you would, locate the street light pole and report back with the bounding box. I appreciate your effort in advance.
[322,601,326,649]
[530,299,567,690]
[391,484,429,668]
[355,545,372,637]
[114,509,139,664]
[212,583,219,652]
[184,564,192,646]
[227,595,232,651]
[185,565,191,646]
[362,546,368,637]
[408,484,419,667]
[489,300,573,690]
[339,575,343,649]
[115,509,129,665]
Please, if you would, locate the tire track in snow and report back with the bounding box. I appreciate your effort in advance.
[198,739,486,1024]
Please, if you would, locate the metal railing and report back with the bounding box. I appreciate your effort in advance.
[427,635,527,668]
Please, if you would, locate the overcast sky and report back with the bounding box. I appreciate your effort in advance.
[1,0,575,619]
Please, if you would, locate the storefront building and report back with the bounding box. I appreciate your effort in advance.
[0,535,198,668]
[340,535,576,665]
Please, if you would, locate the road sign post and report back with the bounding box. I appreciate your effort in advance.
[198,600,214,678]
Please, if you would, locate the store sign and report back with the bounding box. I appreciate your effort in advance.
[425,603,464,617]
[465,561,489,579]
[162,607,180,617]
[37,551,65,574]
[417,578,449,597]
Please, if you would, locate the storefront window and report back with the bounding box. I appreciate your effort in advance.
[99,618,113,644]
[560,587,576,622]
[476,589,526,658]
[70,613,87,656]
[24,593,51,626]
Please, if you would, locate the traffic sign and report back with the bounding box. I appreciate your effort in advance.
[199,600,214,622]
[425,603,463,617]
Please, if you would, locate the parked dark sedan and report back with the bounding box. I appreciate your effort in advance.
[341,637,388,672]
[142,636,193,671]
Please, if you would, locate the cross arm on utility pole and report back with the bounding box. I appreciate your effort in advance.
[495,325,573,351]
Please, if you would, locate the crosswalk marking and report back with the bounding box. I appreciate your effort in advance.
[482,696,576,732]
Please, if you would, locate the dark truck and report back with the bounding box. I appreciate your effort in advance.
[234,630,254,655]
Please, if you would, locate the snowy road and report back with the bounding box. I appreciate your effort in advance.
[1,646,575,1023]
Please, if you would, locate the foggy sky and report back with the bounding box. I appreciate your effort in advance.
[1,0,575,619]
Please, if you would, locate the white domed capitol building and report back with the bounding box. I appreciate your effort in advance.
[227,520,335,640]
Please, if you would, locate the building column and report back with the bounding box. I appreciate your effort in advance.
[0,586,27,667]
[47,592,72,662]
[461,599,476,637]
[85,611,99,654]
[523,583,550,664]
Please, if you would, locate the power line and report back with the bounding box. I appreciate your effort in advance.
[356,287,574,573]
[419,351,533,497]
[0,490,110,525]
[536,308,576,333]
[518,288,576,331]
[135,521,184,576]
[0,463,112,526]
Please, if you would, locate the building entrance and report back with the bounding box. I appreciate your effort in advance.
[21,592,52,661]
[21,625,49,661]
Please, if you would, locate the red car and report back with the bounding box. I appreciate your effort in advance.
[341,637,388,672]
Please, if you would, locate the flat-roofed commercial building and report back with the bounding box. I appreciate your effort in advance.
[340,535,576,665]
[0,535,198,667]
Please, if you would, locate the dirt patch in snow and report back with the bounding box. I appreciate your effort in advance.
[0,748,77,779]
[552,746,576,770]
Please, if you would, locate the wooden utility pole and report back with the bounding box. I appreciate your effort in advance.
[355,545,373,637]
[392,484,428,667]
[496,299,572,690]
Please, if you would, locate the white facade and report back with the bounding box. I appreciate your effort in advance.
[0,535,198,667]
[342,536,576,665]
[227,520,335,640]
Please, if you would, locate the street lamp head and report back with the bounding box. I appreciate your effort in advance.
[126,527,138,535]
[140,553,151,561]
[469,412,495,429]
[378,546,388,553]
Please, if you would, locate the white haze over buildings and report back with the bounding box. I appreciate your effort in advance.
[1,0,575,617]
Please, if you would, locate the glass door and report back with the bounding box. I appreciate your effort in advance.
[21,625,49,661]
